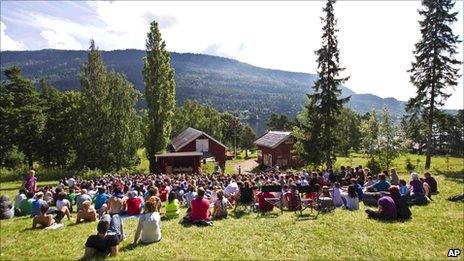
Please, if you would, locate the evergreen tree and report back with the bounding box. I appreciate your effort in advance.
[0,67,45,167]
[267,113,292,131]
[143,20,176,172]
[406,0,462,169]
[295,0,349,167]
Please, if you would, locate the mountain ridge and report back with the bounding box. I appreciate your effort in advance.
[1,49,408,134]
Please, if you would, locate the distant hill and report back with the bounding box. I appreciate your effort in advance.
[1,49,407,134]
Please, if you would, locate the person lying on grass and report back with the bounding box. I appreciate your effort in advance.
[76,200,97,224]
[84,215,124,259]
[133,197,162,245]
[32,204,64,229]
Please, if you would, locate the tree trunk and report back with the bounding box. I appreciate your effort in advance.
[245,149,248,159]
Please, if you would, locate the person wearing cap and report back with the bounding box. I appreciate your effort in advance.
[126,191,142,216]
[31,191,47,217]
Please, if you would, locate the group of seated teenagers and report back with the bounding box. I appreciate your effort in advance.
[0,166,439,258]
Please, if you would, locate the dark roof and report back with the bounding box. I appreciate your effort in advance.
[254,131,292,149]
[155,151,203,158]
[171,127,227,151]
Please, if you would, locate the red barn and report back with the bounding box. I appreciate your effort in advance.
[170,127,227,169]
[254,131,294,169]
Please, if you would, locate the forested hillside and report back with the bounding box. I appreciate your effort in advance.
[1,49,406,133]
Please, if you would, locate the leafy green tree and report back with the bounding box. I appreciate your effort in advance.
[406,0,462,169]
[221,112,244,150]
[0,66,45,167]
[241,125,256,158]
[377,107,404,170]
[334,108,361,156]
[106,71,143,170]
[295,0,349,167]
[360,108,379,160]
[267,113,292,131]
[39,80,81,167]
[143,20,176,172]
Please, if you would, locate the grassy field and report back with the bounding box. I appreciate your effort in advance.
[0,154,463,260]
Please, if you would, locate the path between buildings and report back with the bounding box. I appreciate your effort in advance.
[232,159,259,173]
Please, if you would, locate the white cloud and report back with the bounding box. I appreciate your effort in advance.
[0,21,24,50]
[40,30,82,50]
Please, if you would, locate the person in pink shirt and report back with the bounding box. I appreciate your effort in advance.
[189,187,211,224]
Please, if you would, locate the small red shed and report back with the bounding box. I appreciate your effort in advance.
[170,127,227,169]
[254,131,294,169]
[155,152,203,174]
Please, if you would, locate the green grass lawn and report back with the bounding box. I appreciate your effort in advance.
[1,154,463,260]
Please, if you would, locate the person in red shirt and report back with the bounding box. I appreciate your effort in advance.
[126,191,142,216]
[190,187,210,222]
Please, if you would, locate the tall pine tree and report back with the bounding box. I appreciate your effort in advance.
[295,0,349,167]
[143,20,176,172]
[406,0,462,169]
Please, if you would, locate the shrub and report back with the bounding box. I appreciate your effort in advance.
[366,158,382,175]
[405,157,415,172]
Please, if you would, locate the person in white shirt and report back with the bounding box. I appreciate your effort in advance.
[67,177,76,188]
[331,183,344,207]
[183,184,197,209]
[14,189,27,212]
[224,180,238,198]
[133,197,161,245]
[56,192,72,220]
[341,185,359,210]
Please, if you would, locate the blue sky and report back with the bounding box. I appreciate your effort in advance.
[1,1,463,109]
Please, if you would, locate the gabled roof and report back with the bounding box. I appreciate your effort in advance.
[171,127,227,151]
[155,151,203,158]
[254,131,292,149]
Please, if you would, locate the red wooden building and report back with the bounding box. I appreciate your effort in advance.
[254,131,294,169]
[155,127,227,174]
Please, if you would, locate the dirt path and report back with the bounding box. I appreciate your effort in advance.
[232,159,259,173]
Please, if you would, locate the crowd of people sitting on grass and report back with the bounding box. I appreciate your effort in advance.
[0,166,439,258]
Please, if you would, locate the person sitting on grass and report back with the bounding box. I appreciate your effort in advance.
[390,169,399,185]
[331,182,344,208]
[367,173,390,192]
[388,186,411,220]
[84,216,123,259]
[67,188,78,213]
[364,176,375,188]
[94,187,111,216]
[341,185,359,210]
[32,204,64,229]
[398,179,409,196]
[351,178,364,200]
[164,191,180,219]
[56,192,72,220]
[422,172,438,194]
[365,193,397,220]
[126,191,143,216]
[14,189,26,215]
[183,184,197,210]
[76,200,97,224]
[185,187,212,225]
[0,195,14,220]
[31,191,47,217]
[133,197,162,245]
[212,190,232,219]
[409,172,431,204]
[17,191,35,217]
[76,189,93,212]
[107,193,125,216]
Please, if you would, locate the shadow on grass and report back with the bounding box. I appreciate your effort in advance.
[434,169,464,184]
[232,209,252,219]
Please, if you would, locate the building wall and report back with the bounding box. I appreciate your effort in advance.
[177,134,226,168]
[257,136,294,169]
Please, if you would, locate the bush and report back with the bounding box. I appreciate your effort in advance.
[2,146,26,169]
[366,158,382,175]
[405,157,415,172]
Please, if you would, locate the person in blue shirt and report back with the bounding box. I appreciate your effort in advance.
[350,179,364,200]
[370,173,391,192]
[31,192,47,217]
[94,187,110,215]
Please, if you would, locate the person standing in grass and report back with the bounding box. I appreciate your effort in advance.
[164,191,180,219]
[133,197,162,245]
[22,170,37,193]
